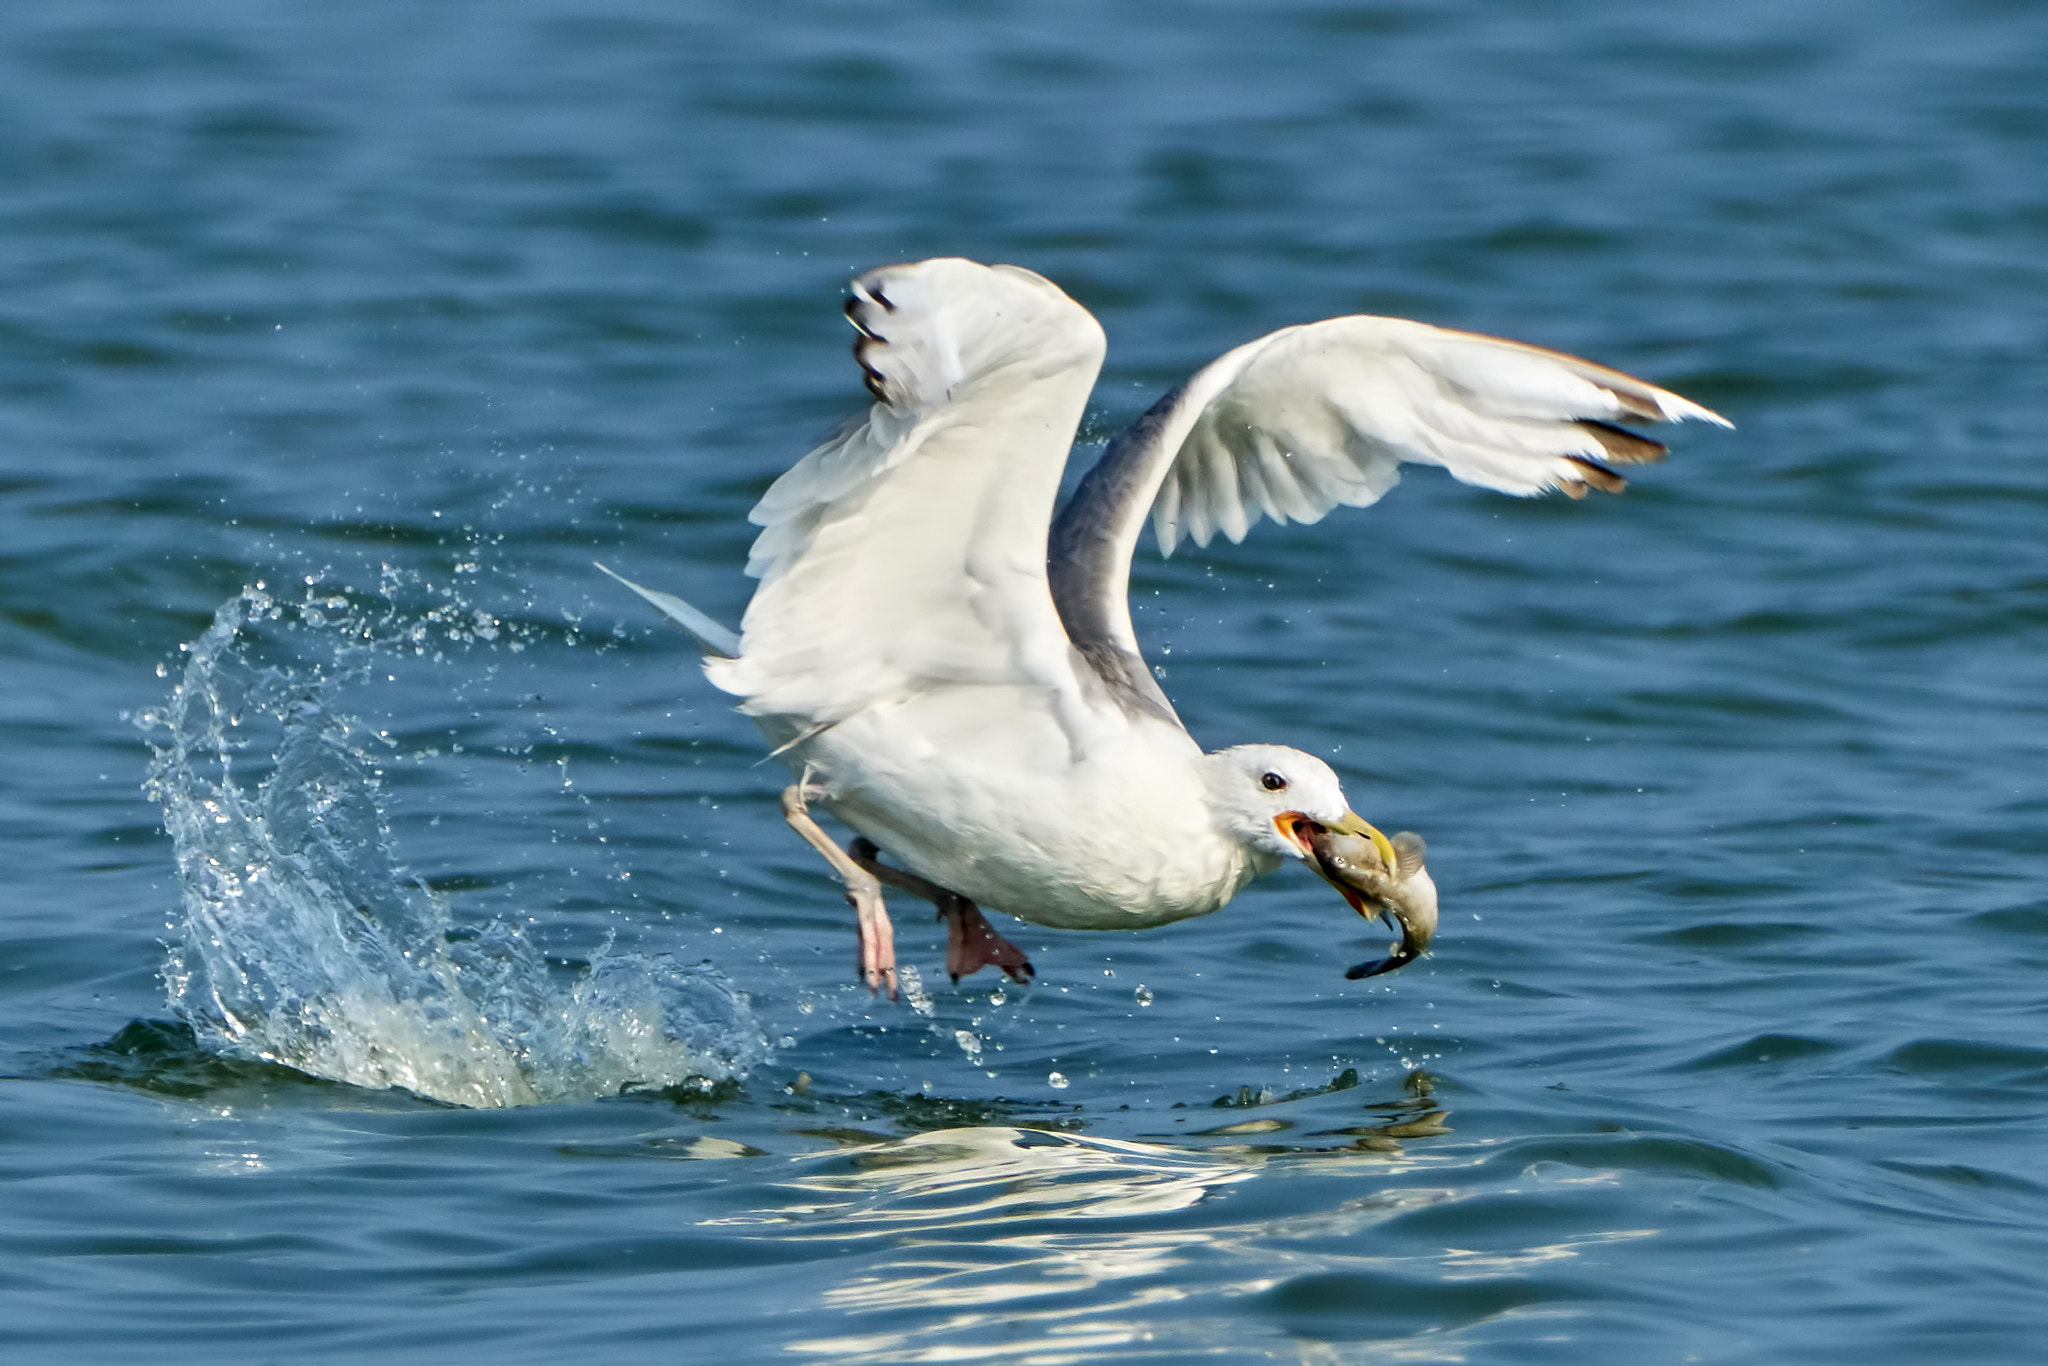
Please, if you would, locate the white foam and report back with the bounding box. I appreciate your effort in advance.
[141,586,768,1108]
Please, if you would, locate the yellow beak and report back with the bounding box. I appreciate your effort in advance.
[1322,810,1398,873]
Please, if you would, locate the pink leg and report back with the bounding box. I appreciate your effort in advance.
[849,839,1035,986]
[781,785,897,1000]
[940,896,1036,986]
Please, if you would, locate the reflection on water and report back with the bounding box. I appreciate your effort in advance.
[787,1127,1260,1226]
[768,1125,1278,1359]
[751,1112,1479,1361]
[747,1101,1667,1361]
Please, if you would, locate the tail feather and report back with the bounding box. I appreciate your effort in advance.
[594,562,741,658]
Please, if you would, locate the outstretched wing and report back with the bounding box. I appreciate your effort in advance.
[1047,315,1728,708]
[708,258,1110,747]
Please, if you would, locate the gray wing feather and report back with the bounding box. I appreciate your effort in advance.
[1047,386,1193,728]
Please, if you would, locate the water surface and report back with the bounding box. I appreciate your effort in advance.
[3,1,2046,1360]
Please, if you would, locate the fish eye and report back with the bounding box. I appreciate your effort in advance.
[1260,771,1288,792]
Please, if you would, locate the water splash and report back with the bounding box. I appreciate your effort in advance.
[137,585,768,1108]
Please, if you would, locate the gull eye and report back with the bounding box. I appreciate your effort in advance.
[1260,771,1288,792]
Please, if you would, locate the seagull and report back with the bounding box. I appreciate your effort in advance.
[602,258,1727,998]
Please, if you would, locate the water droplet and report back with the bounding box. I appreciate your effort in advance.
[1134,985,1154,1006]
[1047,1071,1070,1089]
[989,987,1007,1005]
[899,964,934,1016]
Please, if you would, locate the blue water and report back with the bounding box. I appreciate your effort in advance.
[4,1,2046,1360]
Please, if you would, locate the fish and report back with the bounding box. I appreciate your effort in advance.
[1305,825,1438,979]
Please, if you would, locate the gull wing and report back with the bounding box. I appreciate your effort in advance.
[1048,315,1728,704]
[708,258,1112,748]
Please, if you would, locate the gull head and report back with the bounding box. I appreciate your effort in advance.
[1199,745,1393,867]
[1200,744,1433,978]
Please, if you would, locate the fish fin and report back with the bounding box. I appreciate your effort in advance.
[1390,831,1428,879]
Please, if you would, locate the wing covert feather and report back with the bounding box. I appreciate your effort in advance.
[1152,316,1727,554]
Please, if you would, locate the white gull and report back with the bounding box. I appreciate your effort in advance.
[602,257,1727,997]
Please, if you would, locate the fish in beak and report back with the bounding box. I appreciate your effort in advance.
[1276,811,1438,979]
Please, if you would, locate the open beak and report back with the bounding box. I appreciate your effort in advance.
[1274,810,1396,869]
[1277,810,1437,981]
